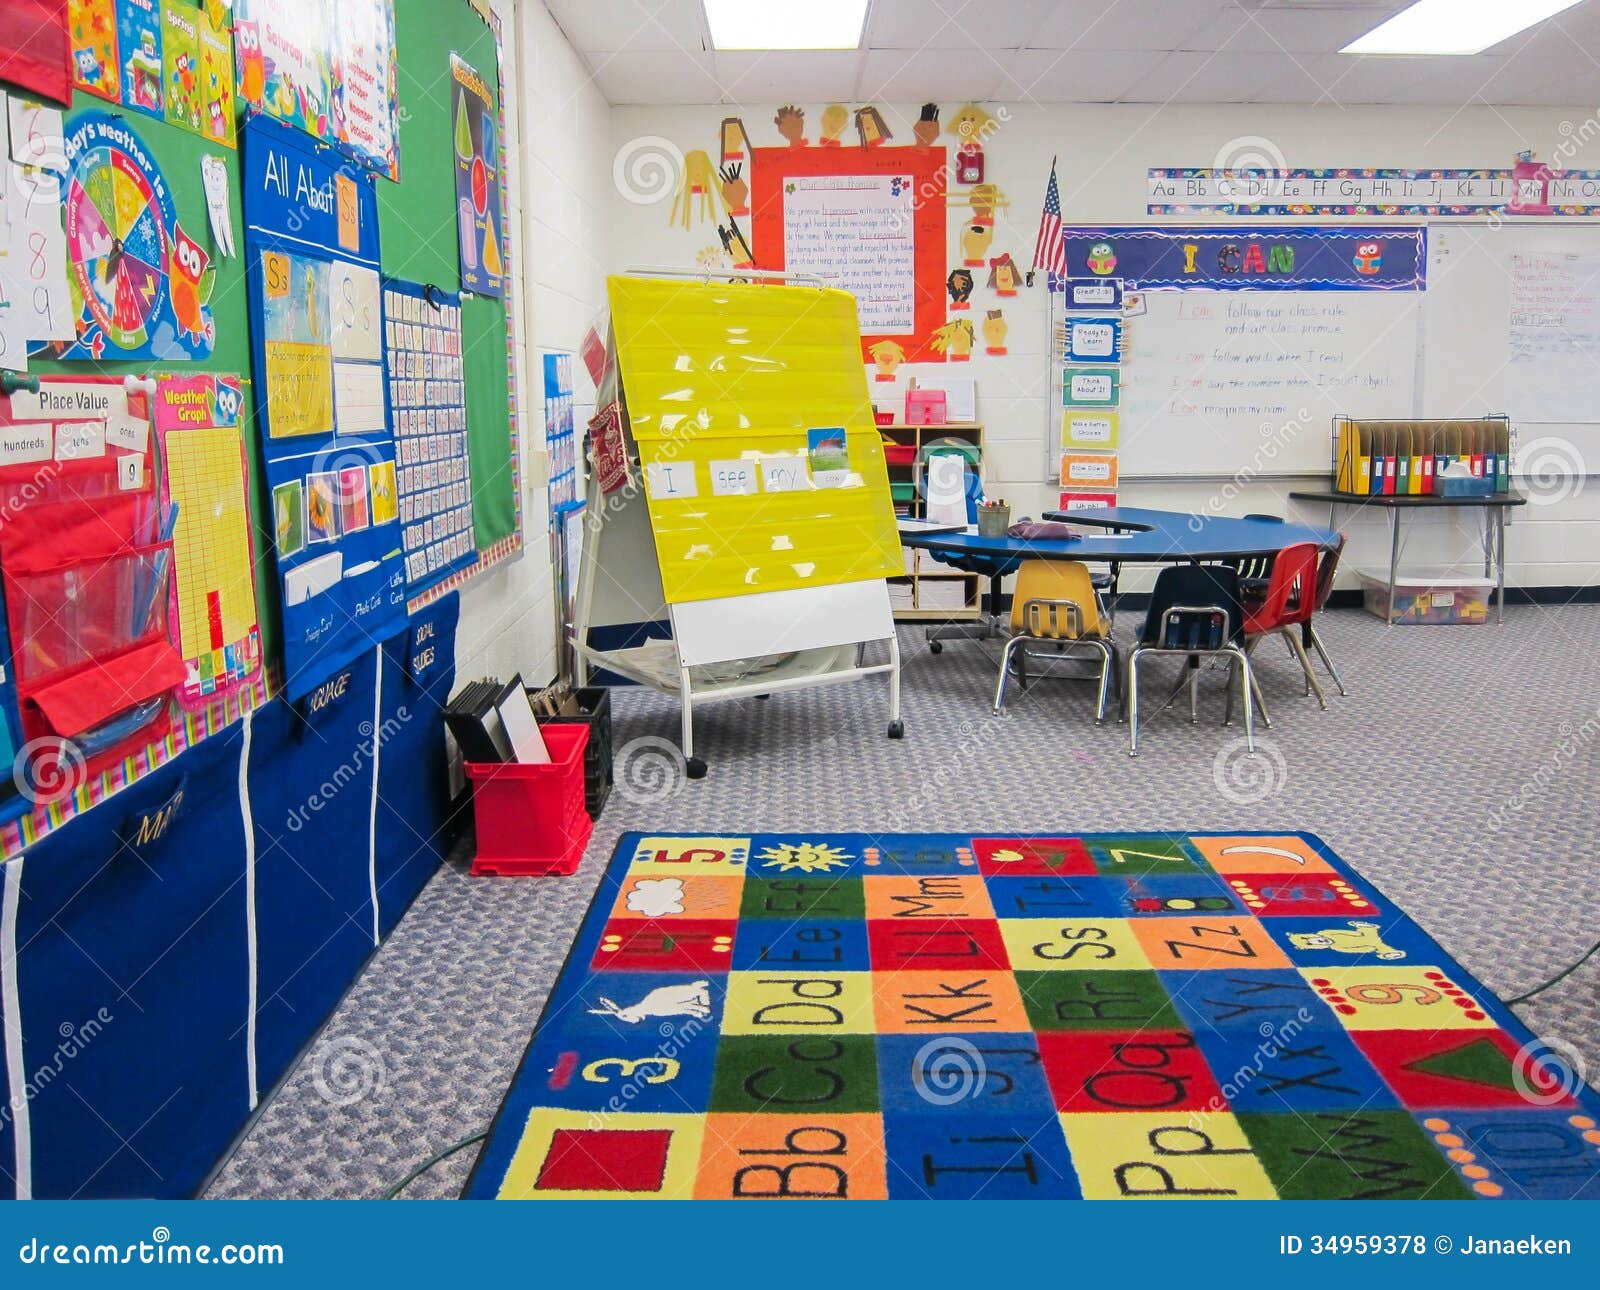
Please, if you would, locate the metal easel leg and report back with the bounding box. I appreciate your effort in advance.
[679,664,706,779]
[887,630,904,738]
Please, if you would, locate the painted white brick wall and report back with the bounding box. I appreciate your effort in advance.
[453,0,610,687]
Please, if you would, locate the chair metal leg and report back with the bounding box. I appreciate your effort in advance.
[1307,622,1348,696]
[1188,665,1199,725]
[1287,631,1327,710]
[1127,647,1142,756]
[1249,669,1272,728]
[1240,637,1272,728]
[993,636,1023,715]
[1223,656,1236,727]
[1230,647,1257,754]
[1093,641,1113,725]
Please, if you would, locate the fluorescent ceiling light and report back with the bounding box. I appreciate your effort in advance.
[1341,0,1585,55]
[703,0,869,50]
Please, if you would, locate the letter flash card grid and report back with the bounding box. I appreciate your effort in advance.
[467,831,1600,1201]
[243,112,405,701]
[382,278,474,595]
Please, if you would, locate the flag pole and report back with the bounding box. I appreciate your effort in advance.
[1025,155,1060,288]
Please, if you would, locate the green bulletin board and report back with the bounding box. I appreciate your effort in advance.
[379,1,517,551]
[31,0,519,663]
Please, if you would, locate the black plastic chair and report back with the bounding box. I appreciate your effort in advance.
[1124,564,1257,757]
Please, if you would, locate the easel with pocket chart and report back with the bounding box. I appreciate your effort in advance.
[572,268,906,778]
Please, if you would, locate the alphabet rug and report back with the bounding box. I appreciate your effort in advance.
[465,832,1600,1199]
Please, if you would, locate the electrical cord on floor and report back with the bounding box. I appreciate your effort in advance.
[1505,937,1600,1007]
[383,1129,489,1199]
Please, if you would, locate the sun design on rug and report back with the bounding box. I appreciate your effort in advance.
[755,841,853,873]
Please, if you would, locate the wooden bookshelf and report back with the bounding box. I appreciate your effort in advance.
[880,421,984,622]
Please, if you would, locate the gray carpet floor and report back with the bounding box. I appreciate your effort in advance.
[206,603,1600,1199]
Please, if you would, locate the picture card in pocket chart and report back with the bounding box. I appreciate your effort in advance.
[152,373,263,711]
[382,278,475,596]
[243,113,403,701]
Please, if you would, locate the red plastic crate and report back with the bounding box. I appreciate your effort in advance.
[465,725,593,876]
[883,443,917,466]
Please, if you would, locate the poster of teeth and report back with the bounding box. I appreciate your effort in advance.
[450,53,504,298]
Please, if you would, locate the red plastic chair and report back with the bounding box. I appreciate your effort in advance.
[1304,533,1348,697]
[1225,542,1326,723]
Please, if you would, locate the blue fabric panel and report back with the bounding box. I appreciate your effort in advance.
[248,651,384,1097]
[13,725,249,1198]
[374,595,460,937]
[0,905,12,1200]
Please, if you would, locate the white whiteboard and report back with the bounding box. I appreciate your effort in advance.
[1115,287,1421,476]
[1422,223,1600,432]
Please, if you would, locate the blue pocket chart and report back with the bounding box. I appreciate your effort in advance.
[242,113,406,702]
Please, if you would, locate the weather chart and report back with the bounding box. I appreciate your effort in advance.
[57,110,214,360]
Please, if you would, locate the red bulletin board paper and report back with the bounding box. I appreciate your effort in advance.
[0,0,71,104]
[751,145,948,364]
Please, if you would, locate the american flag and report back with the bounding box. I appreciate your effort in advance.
[1031,159,1067,288]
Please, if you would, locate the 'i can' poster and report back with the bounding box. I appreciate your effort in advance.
[450,53,503,298]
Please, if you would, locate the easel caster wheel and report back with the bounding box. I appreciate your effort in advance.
[929,641,943,654]
[685,757,708,780]
[887,721,904,739]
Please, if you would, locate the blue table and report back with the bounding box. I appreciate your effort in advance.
[900,507,1341,651]
[901,506,1340,567]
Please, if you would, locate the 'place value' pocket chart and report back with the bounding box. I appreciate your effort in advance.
[381,278,475,596]
[242,112,405,702]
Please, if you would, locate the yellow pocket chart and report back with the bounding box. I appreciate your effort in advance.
[608,275,901,604]
[1062,410,1119,450]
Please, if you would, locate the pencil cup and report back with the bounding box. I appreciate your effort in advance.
[977,505,1011,538]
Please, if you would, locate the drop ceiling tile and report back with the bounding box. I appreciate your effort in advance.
[1128,50,1288,103]
[996,48,1169,101]
[546,0,710,54]
[857,47,1008,101]
[588,48,724,104]
[865,0,1053,50]
[1026,0,1233,51]
[1180,3,1407,55]
[711,51,864,103]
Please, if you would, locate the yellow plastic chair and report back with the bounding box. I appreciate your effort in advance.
[994,560,1117,722]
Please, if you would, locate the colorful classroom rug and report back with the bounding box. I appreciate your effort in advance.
[465,832,1600,1200]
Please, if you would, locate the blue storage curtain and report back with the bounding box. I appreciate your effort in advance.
[241,112,408,703]
[375,593,462,937]
[6,725,251,1199]
[0,599,460,1198]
